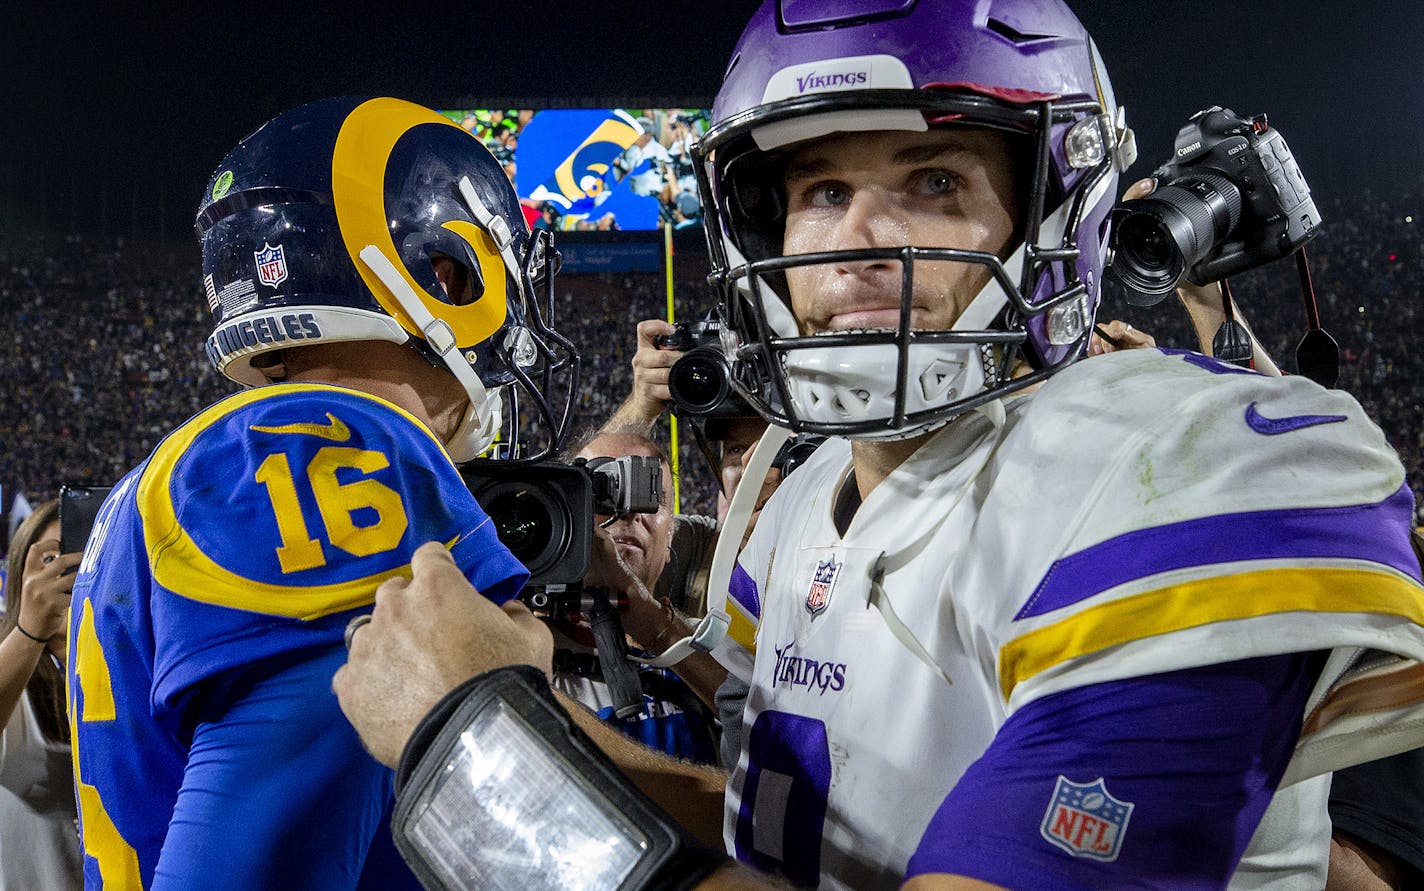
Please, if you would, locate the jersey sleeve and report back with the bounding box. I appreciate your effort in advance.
[140,384,527,713]
[906,653,1318,887]
[994,350,1424,715]
[151,645,420,890]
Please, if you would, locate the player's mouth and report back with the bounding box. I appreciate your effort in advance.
[825,308,902,330]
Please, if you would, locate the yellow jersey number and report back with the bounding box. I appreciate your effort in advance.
[254,446,410,574]
[70,597,142,887]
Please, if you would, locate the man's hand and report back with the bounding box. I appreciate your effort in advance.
[604,319,681,434]
[1088,319,1156,356]
[582,523,648,597]
[333,542,554,767]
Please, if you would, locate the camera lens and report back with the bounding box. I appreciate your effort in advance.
[668,348,733,415]
[1112,171,1242,294]
[1113,212,1186,294]
[481,483,568,574]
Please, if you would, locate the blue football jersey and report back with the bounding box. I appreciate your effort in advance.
[66,383,527,889]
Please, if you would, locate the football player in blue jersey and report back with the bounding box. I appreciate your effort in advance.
[334,3,1424,890]
[65,96,574,889]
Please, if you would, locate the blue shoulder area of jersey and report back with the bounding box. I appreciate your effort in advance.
[134,383,522,620]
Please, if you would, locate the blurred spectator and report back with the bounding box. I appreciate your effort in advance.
[615,117,676,199]
[0,499,81,889]
[4,180,1422,522]
[673,191,703,230]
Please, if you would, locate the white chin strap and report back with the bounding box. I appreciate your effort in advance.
[635,423,793,668]
[357,244,501,461]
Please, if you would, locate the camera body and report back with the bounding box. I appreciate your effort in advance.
[1111,106,1320,294]
[461,455,662,589]
[654,319,748,417]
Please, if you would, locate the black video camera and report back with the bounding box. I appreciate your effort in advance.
[1111,106,1321,296]
[461,455,662,589]
[654,319,745,417]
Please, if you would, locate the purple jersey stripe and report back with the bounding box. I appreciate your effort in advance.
[1015,484,1418,621]
[730,561,761,618]
[906,654,1318,888]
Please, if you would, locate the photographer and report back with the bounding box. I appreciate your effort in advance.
[544,431,722,764]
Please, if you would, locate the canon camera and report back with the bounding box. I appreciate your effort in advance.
[1111,106,1321,295]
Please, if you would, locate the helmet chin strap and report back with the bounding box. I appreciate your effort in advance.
[635,423,793,668]
[357,244,500,460]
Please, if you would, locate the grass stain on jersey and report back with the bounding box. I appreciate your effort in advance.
[1135,448,1160,505]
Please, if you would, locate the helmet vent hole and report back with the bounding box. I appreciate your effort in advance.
[985,18,1055,44]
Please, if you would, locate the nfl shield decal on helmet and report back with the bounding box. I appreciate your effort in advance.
[254,243,289,288]
[805,555,841,617]
[1040,776,1133,861]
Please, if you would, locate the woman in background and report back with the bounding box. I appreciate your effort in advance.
[0,499,82,889]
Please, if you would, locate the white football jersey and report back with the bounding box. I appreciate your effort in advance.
[717,348,1424,889]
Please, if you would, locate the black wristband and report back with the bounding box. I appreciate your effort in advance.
[13,624,47,644]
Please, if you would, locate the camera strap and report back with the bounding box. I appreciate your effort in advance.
[1293,247,1340,388]
[1211,278,1254,368]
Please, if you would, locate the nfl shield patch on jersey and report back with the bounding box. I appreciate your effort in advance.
[1040,776,1133,861]
[805,554,841,617]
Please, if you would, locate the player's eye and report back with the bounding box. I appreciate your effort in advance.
[917,169,960,197]
[802,181,851,209]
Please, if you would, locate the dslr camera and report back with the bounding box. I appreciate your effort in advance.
[461,455,662,590]
[1111,106,1321,295]
[653,318,743,417]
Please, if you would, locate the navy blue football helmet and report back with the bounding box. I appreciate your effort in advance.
[196,96,576,462]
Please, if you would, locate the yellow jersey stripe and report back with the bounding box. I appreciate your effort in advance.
[999,566,1424,700]
[727,597,759,656]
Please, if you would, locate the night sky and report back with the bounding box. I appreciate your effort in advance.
[3,1,1420,244]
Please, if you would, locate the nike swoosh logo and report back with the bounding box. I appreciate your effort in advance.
[1244,402,1347,436]
[250,412,352,442]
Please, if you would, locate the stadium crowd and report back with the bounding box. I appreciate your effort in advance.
[2,181,1422,523]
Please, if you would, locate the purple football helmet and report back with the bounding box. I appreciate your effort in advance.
[694,0,1136,439]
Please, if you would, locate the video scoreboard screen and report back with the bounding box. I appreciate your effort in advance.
[440,107,710,234]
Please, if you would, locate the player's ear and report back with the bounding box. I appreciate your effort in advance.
[431,253,473,305]
[252,350,287,382]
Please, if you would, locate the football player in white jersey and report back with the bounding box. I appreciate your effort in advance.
[335,1,1424,889]
[686,0,1424,888]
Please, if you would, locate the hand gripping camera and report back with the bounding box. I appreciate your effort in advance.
[654,318,743,417]
[1110,107,1338,386]
[1111,106,1321,296]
